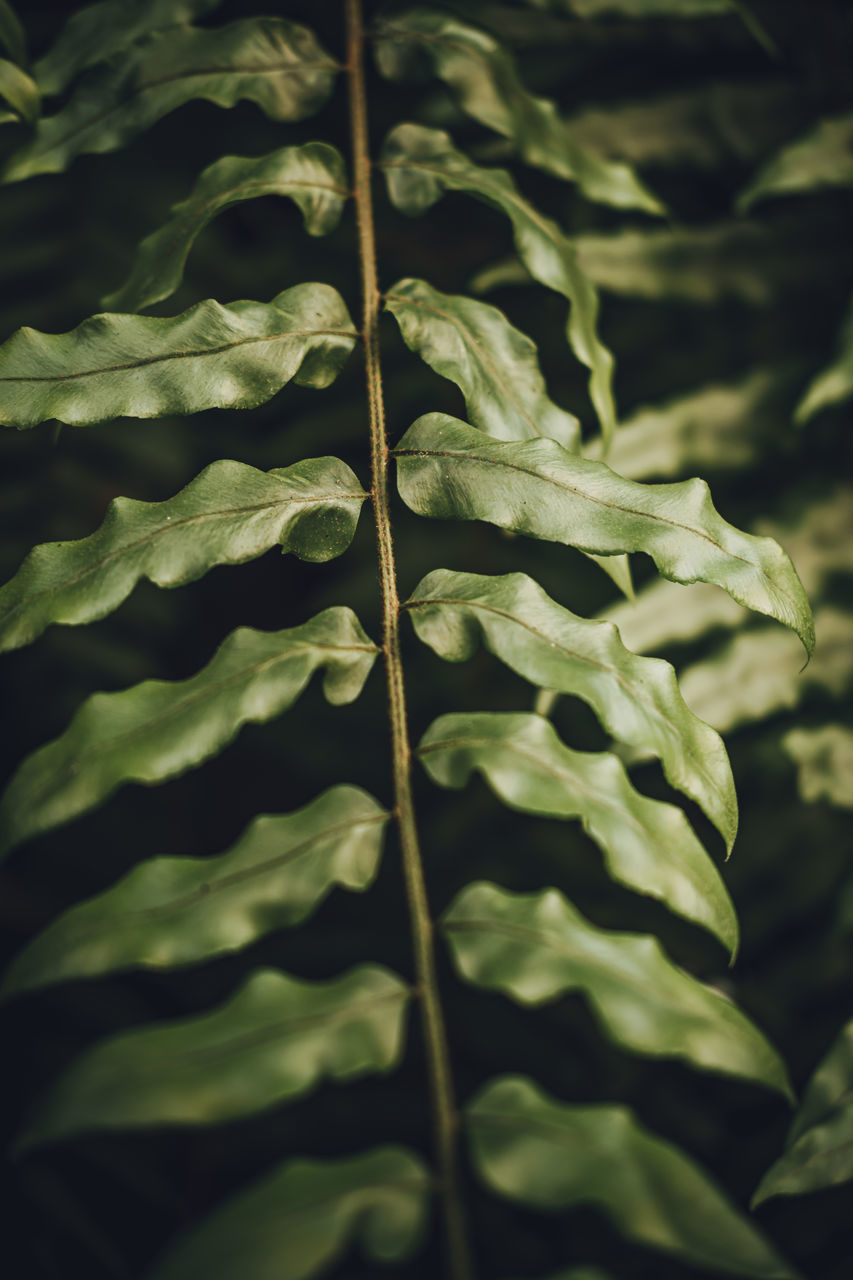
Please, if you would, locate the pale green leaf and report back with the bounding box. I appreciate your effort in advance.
[1,786,389,997]
[781,726,853,810]
[0,57,38,124]
[738,112,853,212]
[602,577,746,655]
[381,123,616,446]
[418,712,738,952]
[406,569,737,850]
[444,882,788,1092]
[0,607,378,856]
[5,17,338,183]
[34,0,222,97]
[0,457,365,653]
[374,10,662,215]
[104,143,348,314]
[18,964,409,1151]
[0,282,357,429]
[0,0,26,67]
[394,414,814,655]
[796,298,853,423]
[467,1076,798,1278]
[149,1146,429,1280]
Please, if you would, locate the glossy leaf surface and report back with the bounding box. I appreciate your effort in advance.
[782,725,853,810]
[0,283,356,428]
[381,123,616,445]
[0,607,378,855]
[374,10,662,214]
[104,142,348,313]
[19,965,409,1150]
[444,882,788,1092]
[418,712,737,951]
[0,57,38,123]
[150,1146,429,1280]
[467,1076,797,1278]
[0,457,365,652]
[385,277,580,450]
[2,786,388,997]
[738,112,853,212]
[5,16,337,183]
[395,414,814,654]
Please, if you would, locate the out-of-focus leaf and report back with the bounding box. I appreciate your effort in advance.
[0,0,26,67]
[5,17,337,183]
[18,965,409,1150]
[796,298,853,423]
[149,1146,429,1280]
[537,0,731,14]
[33,0,222,96]
[381,123,616,445]
[2,786,389,996]
[385,278,580,450]
[0,607,378,856]
[0,457,365,652]
[394,414,814,654]
[104,143,348,313]
[0,283,356,429]
[467,1076,798,1278]
[406,569,737,850]
[418,712,737,951]
[445,882,789,1090]
[0,57,38,124]
[753,1020,853,1205]
[781,725,853,810]
[374,9,662,215]
[738,112,853,212]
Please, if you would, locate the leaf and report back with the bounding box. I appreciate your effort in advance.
[0,0,26,67]
[418,712,738,952]
[381,123,616,446]
[781,726,853,810]
[148,1146,429,1280]
[753,1019,853,1204]
[795,297,853,423]
[18,964,410,1151]
[0,607,378,856]
[385,277,580,451]
[0,282,357,429]
[738,112,853,212]
[406,569,737,850]
[5,17,338,183]
[545,0,732,13]
[467,1076,798,1279]
[0,457,365,653]
[1,786,389,997]
[394,414,814,655]
[444,882,789,1093]
[103,142,349,314]
[0,57,39,125]
[374,10,662,215]
[33,0,222,97]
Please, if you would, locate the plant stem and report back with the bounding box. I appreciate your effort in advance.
[345,4,474,1278]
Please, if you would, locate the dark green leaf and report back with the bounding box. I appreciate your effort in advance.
[796,298,853,423]
[0,0,26,67]
[0,57,39,124]
[782,725,853,810]
[0,282,357,429]
[418,712,737,951]
[738,113,853,212]
[0,607,378,856]
[2,786,389,997]
[104,143,348,313]
[381,123,616,446]
[394,414,814,654]
[5,17,338,183]
[467,1077,798,1278]
[545,0,731,12]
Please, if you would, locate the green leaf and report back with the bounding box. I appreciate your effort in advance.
[0,457,365,653]
[753,1019,853,1204]
[18,964,409,1151]
[0,282,357,429]
[406,569,737,851]
[738,112,853,212]
[33,0,222,97]
[0,607,378,856]
[5,16,338,183]
[381,123,616,446]
[444,882,789,1093]
[374,10,662,215]
[2,786,389,997]
[796,297,853,423]
[467,1076,798,1278]
[418,712,738,952]
[0,0,26,67]
[782,725,853,810]
[394,414,814,655]
[0,57,39,124]
[148,1146,429,1280]
[545,0,732,13]
[104,142,348,314]
[385,277,580,451]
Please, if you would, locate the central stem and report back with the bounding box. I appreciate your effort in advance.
[345,5,473,1279]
